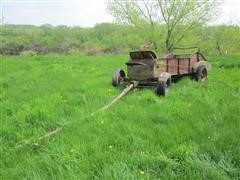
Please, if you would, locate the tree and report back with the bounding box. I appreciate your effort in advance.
[107,0,221,52]
[203,25,240,55]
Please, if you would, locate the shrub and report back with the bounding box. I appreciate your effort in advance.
[20,50,36,56]
[67,47,81,55]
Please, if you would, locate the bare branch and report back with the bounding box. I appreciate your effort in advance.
[157,0,168,25]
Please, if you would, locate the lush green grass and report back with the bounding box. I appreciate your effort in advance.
[1,55,240,179]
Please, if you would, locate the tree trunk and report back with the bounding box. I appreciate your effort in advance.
[153,41,158,52]
[166,30,173,53]
[166,39,173,53]
[216,41,222,55]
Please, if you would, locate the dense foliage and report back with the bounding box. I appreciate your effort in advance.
[1,23,239,56]
[1,55,239,179]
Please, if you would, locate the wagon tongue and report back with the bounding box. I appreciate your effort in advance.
[101,81,138,111]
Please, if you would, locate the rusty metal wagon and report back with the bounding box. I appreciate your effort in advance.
[112,47,211,96]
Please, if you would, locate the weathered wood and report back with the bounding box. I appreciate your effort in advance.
[101,83,134,111]
[36,127,63,141]
[16,127,63,148]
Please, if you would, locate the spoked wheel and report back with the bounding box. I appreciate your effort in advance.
[195,65,208,81]
[156,77,171,96]
[112,68,126,86]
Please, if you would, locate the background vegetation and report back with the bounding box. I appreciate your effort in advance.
[1,23,239,56]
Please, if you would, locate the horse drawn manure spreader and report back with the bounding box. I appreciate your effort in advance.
[112,47,211,96]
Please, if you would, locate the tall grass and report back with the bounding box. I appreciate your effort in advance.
[1,55,239,179]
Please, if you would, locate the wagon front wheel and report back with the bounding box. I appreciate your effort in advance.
[156,77,171,96]
[195,65,208,81]
[112,68,126,86]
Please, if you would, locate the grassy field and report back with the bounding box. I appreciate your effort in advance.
[1,55,240,179]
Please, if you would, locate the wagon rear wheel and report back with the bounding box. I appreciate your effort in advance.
[156,77,171,96]
[195,65,208,81]
[112,68,126,86]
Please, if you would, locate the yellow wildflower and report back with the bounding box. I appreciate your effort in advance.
[33,142,39,146]
[140,170,144,175]
[70,149,76,154]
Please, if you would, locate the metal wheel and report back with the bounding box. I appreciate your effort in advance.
[156,77,171,96]
[112,68,125,86]
[195,65,208,81]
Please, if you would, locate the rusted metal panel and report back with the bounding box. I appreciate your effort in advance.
[130,51,157,59]
[154,61,166,78]
[189,53,198,72]
[179,58,190,74]
[167,59,178,75]
[127,64,154,80]
[188,58,191,73]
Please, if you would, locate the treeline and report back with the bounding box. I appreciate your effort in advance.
[0,23,239,56]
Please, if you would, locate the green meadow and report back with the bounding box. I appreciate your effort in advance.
[1,55,240,179]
